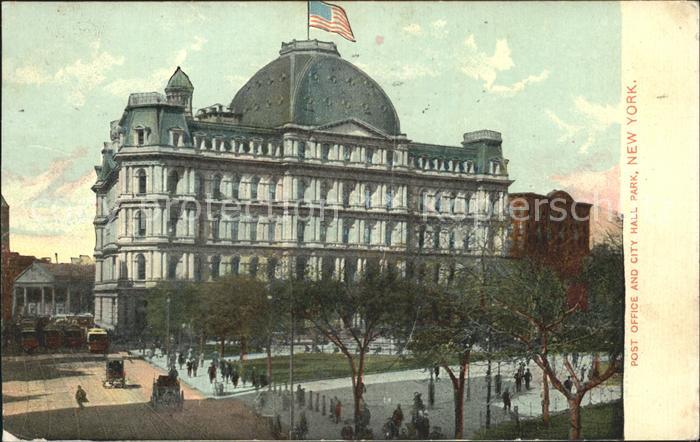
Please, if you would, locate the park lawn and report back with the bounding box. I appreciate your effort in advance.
[472,400,623,440]
[236,353,425,383]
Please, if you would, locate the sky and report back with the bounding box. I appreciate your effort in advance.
[1,1,621,260]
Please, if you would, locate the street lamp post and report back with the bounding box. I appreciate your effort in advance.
[289,282,295,439]
[166,295,171,366]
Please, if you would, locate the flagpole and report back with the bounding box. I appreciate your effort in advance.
[306,1,310,40]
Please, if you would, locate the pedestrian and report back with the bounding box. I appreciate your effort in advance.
[232,368,240,388]
[428,376,435,407]
[434,365,440,382]
[524,368,532,390]
[514,371,522,392]
[186,359,193,377]
[502,388,511,413]
[329,397,336,421]
[192,358,199,376]
[75,385,88,410]
[208,362,217,384]
[392,403,404,429]
[334,397,342,424]
[178,352,185,370]
[495,372,502,395]
[168,365,179,380]
[564,376,573,393]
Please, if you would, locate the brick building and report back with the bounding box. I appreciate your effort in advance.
[508,190,592,307]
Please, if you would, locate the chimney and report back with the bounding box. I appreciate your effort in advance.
[55,253,58,263]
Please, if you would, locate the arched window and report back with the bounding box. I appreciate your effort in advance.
[342,183,352,208]
[268,178,277,201]
[297,220,306,243]
[195,172,205,198]
[212,174,222,199]
[420,191,428,213]
[433,227,441,248]
[297,178,307,201]
[211,213,221,240]
[364,185,373,209]
[167,170,179,196]
[298,141,306,160]
[449,193,456,214]
[136,169,147,195]
[449,230,456,250]
[320,181,330,203]
[134,210,146,237]
[194,256,202,281]
[435,192,442,212]
[385,223,393,246]
[342,220,352,244]
[418,225,426,249]
[232,176,241,200]
[135,254,146,280]
[249,257,259,277]
[267,219,276,241]
[167,255,179,280]
[231,219,239,241]
[250,176,260,200]
[386,187,394,210]
[249,217,258,241]
[364,222,372,244]
[211,256,221,279]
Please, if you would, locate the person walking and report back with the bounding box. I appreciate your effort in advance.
[208,362,217,384]
[392,403,404,431]
[524,368,532,390]
[75,385,88,410]
[178,352,185,370]
[232,367,240,388]
[502,388,511,413]
[564,376,573,393]
[495,372,502,395]
[186,359,193,377]
[428,376,435,407]
[514,371,522,393]
[192,358,199,377]
[334,397,342,424]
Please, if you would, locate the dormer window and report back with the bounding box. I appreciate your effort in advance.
[134,127,147,146]
[170,129,184,147]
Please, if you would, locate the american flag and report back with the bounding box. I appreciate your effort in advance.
[309,1,355,42]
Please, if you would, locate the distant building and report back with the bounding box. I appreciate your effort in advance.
[92,40,513,335]
[1,195,45,323]
[12,262,95,318]
[508,190,592,307]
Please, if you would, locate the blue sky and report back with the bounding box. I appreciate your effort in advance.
[1,2,621,259]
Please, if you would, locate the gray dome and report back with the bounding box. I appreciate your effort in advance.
[230,40,401,135]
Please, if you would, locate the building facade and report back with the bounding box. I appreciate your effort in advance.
[508,190,592,307]
[12,262,95,317]
[92,40,512,335]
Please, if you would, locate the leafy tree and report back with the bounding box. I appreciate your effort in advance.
[293,271,418,435]
[200,274,268,359]
[145,281,202,347]
[487,240,624,440]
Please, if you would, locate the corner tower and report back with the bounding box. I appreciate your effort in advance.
[165,67,194,117]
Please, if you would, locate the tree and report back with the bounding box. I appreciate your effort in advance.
[487,241,624,440]
[200,274,268,359]
[145,281,201,347]
[408,279,483,439]
[294,271,418,435]
[254,279,289,385]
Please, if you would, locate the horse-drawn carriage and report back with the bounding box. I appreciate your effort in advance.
[150,374,184,410]
[103,357,126,388]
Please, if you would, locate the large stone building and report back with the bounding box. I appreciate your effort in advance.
[92,40,512,335]
[508,190,592,307]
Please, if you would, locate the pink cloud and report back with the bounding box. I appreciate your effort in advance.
[550,164,620,213]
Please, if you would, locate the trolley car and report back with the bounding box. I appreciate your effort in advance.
[151,374,184,410]
[20,328,39,353]
[63,324,85,349]
[104,356,126,388]
[86,328,110,353]
[43,324,64,350]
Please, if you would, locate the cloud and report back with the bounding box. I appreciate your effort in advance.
[1,147,96,258]
[225,74,250,91]
[459,34,547,96]
[6,64,53,85]
[104,36,208,98]
[547,97,621,154]
[403,23,422,35]
[431,19,447,29]
[550,164,620,212]
[4,39,124,106]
